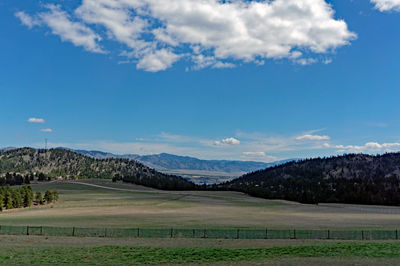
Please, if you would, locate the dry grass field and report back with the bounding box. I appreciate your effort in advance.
[1,179,400,230]
[2,180,400,265]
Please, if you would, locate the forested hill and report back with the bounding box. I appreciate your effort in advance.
[221,153,400,206]
[0,148,195,190]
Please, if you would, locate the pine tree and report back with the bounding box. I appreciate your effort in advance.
[22,186,34,207]
[52,190,59,202]
[35,191,43,205]
[4,190,13,209]
[12,189,22,208]
[44,190,53,203]
[0,193,4,211]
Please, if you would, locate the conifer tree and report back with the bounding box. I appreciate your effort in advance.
[35,191,43,205]
[44,190,53,203]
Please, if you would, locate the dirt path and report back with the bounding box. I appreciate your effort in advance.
[56,180,166,194]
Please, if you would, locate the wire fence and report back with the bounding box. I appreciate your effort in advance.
[0,225,399,240]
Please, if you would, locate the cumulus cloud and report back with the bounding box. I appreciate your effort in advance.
[214,137,241,146]
[296,134,331,141]
[136,49,181,72]
[40,128,53,133]
[15,11,41,29]
[16,0,356,71]
[371,0,400,11]
[27,117,45,123]
[324,142,400,153]
[16,5,105,53]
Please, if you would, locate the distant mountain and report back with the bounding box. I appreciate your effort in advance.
[0,148,195,190]
[75,150,293,174]
[0,147,16,152]
[221,153,400,205]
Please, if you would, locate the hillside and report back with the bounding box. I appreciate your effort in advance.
[0,148,195,190]
[221,153,400,205]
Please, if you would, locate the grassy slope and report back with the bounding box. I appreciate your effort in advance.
[1,242,400,265]
[1,180,400,229]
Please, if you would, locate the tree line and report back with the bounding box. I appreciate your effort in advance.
[113,173,196,190]
[0,172,51,186]
[0,186,59,212]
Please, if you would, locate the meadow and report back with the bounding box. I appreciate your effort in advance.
[1,179,400,230]
[0,238,400,265]
[2,180,400,264]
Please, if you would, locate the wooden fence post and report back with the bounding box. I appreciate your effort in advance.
[72,227,75,237]
[27,226,29,236]
[236,229,240,239]
[265,228,268,239]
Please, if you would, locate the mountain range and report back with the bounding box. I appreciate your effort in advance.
[74,149,293,184]
[2,147,400,205]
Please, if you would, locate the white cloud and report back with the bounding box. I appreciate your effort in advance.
[371,0,400,11]
[16,5,105,53]
[136,49,181,72]
[17,0,356,71]
[15,11,41,29]
[324,142,400,153]
[296,134,331,141]
[214,137,241,146]
[243,151,266,157]
[40,128,53,133]
[27,117,45,123]
[242,152,279,162]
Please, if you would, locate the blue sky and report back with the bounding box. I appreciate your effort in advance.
[1,0,400,162]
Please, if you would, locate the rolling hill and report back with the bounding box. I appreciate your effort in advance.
[221,153,400,205]
[0,148,195,190]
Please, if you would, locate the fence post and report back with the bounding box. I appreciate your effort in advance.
[193,229,195,238]
[396,230,398,240]
[27,226,29,236]
[137,228,140,238]
[236,229,240,239]
[327,230,330,240]
[40,226,43,236]
[265,228,268,239]
[203,229,206,238]
[293,229,296,239]
[361,230,364,240]
[72,227,75,237]
[170,228,173,238]
[105,228,107,238]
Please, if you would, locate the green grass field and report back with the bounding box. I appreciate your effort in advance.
[1,241,400,265]
[1,179,400,230]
